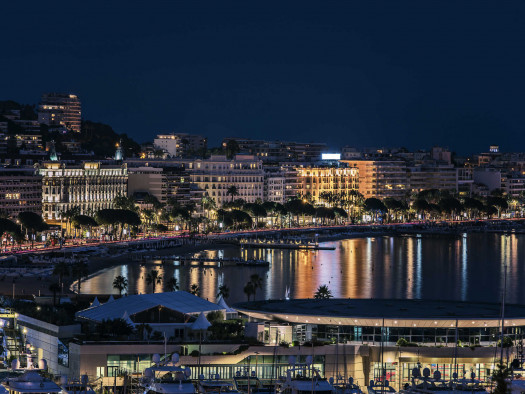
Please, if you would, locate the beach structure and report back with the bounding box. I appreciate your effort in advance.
[235,298,525,390]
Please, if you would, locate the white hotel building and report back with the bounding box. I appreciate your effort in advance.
[189,155,264,207]
[38,161,128,221]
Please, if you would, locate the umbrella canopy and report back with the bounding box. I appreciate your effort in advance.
[91,297,100,307]
[190,312,211,331]
[216,296,235,313]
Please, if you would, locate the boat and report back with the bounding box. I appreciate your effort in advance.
[141,354,196,394]
[197,374,240,393]
[367,379,396,394]
[3,371,61,394]
[233,371,275,394]
[60,375,96,394]
[399,368,487,394]
[277,357,335,394]
[331,377,362,394]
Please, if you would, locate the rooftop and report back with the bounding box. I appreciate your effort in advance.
[76,291,224,323]
[234,298,525,328]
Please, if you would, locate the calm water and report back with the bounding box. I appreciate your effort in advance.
[80,233,525,305]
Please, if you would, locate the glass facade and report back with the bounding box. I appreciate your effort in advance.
[296,324,523,346]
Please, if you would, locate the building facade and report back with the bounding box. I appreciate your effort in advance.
[38,93,82,133]
[342,160,408,200]
[153,133,207,157]
[189,155,264,207]
[38,161,127,221]
[0,167,42,219]
[295,165,359,204]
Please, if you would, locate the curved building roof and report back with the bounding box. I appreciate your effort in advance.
[77,291,223,323]
[234,298,525,328]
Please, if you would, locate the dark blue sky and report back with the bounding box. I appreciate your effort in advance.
[1,2,524,154]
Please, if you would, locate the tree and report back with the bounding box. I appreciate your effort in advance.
[217,284,230,299]
[71,261,88,293]
[96,318,133,338]
[364,198,387,222]
[18,212,48,248]
[53,262,69,292]
[166,277,179,292]
[226,185,239,203]
[314,284,333,299]
[190,283,200,296]
[249,274,263,300]
[49,283,61,306]
[146,270,162,293]
[224,139,240,159]
[487,196,508,218]
[243,281,255,301]
[492,362,510,394]
[113,275,128,296]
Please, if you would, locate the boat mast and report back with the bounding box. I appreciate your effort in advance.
[499,264,507,366]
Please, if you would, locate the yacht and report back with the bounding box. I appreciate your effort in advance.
[141,354,196,394]
[197,374,240,393]
[330,377,362,394]
[367,379,396,394]
[3,371,61,394]
[233,371,275,394]
[59,375,96,394]
[2,354,61,394]
[277,359,335,394]
[399,368,487,394]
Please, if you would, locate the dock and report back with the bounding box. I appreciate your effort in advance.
[240,242,335,250]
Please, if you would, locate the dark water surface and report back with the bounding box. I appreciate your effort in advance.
[80,233,525,304]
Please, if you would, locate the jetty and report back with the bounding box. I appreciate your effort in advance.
[240,241,335,250]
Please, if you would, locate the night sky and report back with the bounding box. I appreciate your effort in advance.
[2,2,524,154]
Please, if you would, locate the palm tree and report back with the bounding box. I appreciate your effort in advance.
[49,283,60,306]
[243,282,255,301]
[314,284,333,299]
[226,185,239,203]
[190,283,199,296]
[71,261,89,293]
[113,275,128,296]
[249,274,263,300]
[217,284,230,299]
[145,270,162,293]
[166,277,179,292]
[53,262,70,291]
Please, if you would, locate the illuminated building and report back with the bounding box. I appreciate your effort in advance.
[342,159,408,199]
[0,167,42,219]
[38,161,127,221]
[222,137,327,162]
[38,93,81,133]
[153,133,207,157]
[190,155,264,206]
[295,165,359,204]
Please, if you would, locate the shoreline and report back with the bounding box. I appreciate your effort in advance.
[3,219,525,298]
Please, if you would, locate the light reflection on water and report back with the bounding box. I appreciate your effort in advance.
[80,233,525,304]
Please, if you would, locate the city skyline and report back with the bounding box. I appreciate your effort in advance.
[2,2,525,154]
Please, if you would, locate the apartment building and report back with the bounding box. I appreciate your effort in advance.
[38,161,127,221]
[342,159,408,199]
[295,165,359,204]
[153,133,207,157]
[408,163,457,193]
[38,93,82,133]
[222,138,327,162]
[263,167,286,204]
[0,167,42,219]
[127,167,164,203]
[189,155,264,206]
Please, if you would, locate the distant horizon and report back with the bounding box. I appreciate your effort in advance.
[2,2,524,156]
[1,93,506,156]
